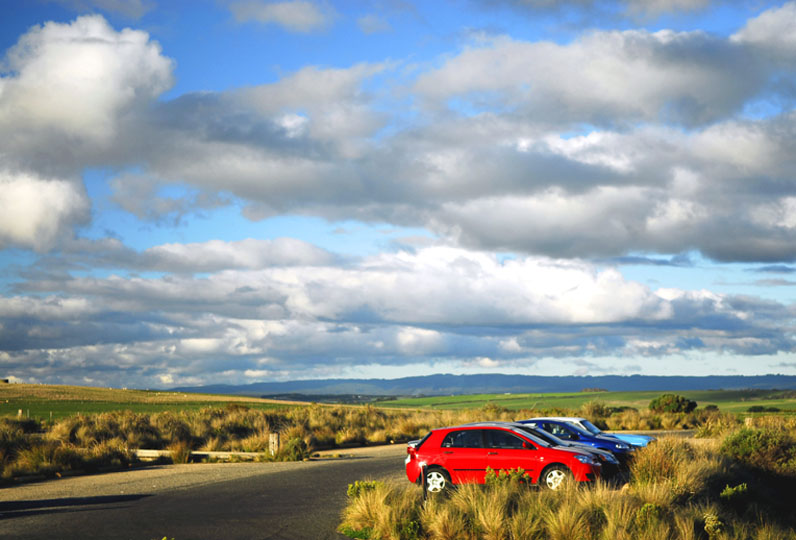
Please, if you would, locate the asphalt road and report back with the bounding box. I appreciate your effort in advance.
[0,445,408,540]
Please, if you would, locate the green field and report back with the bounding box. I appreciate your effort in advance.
[0,383,296,420]
[4,383,796,421]
[377,389,796,414]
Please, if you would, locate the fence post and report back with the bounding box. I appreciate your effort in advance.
[18,409,22,418]
[269,433,280,456]
[421,464,428,503]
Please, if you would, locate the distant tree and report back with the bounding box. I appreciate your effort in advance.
[649,393,697,414]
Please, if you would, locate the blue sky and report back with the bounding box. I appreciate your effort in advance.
[1,0,796,388]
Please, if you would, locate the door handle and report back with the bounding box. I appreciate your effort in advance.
[444,451,454,454]
[487,452,498,455]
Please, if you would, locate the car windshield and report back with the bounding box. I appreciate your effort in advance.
[579,420,602,435]
[517,426,564,446]
[554,421,592,438]
[512,427,552,448]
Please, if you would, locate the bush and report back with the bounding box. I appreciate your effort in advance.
[348,479,383,498]
[747,406,781,413]
[720,428,796,475]
[649,394,697,414]
[276,437,309,461]
[484,467,530,487]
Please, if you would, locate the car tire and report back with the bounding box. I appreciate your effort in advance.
[425,467,451,493]
[540,465,571,490]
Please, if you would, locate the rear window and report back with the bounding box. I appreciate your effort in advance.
[441,429,484,448]
[412,432,432,450]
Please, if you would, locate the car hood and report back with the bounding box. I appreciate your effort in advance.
[608,433,655,446]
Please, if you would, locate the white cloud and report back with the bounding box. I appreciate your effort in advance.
[229,1,332,32]
[0,15,173,142]
[0,15,172,252]
[143,238,335,271]
[413,31,762,126]
[2,243,792,386]
[731,2,796,60]
[0,170,89,251]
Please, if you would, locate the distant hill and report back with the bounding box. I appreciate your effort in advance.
[173,373,796,397]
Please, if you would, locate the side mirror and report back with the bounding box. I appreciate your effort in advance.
[523,442,535,450]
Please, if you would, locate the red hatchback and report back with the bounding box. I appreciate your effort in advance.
[405,422,601,492]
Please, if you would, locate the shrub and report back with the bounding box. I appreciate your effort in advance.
[649,394,697,414]
[276,437,309,461]
[747,406,781,413]
[484,467,530,487]
[348,480,383,498]
[720,428,796,475]
[168,440,193,464]
[635,502,666,530]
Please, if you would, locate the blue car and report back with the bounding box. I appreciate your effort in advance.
[518,418,633,464]
[562,417,655,448]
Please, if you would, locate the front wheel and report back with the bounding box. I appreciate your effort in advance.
[425,468,450,493]
[540,465,571,490]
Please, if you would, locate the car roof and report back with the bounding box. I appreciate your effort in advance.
[434,421,549,438]
[524,417,587,422]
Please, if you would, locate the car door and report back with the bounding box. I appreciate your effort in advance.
[438,429,489,484]
[484,428,543,481]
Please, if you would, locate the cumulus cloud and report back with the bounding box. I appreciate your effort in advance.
[140,238,336,272]
[0,15,172,251]
[413,31,765,127]
[0,170,89,251]
[731,2,796,61]
[3,6,796,386]
[229,1,333,32]
[0,15,172,144]
[4,245,792,386]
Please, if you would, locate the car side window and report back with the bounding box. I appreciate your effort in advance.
[441,429,484,448]
[486,430,531,449]
[545,423,568,437]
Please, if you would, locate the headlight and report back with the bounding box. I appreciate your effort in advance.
[616,443,629,449]
[603,454,618,464]
[574,454,595,464]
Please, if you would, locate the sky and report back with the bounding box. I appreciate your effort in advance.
[1,0,796,389]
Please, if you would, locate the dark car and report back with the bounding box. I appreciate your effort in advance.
[405,422,602,492]
[517,418,633,464]
[509,423,622,478]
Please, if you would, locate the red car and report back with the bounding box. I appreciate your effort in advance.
[405,422,602,492]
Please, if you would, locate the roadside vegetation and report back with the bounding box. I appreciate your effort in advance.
[1,384,790,486]
[340,416,796,540]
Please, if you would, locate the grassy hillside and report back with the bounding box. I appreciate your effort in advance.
[0,383,300,420]
[4,383,796,422]
[377,389,796,414]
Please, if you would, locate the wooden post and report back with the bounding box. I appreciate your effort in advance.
[18,409,22,418]
[269,433,280,456]
[421,464,428,503]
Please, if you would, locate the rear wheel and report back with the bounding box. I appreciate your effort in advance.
[541,465,571,490]
[425,467,450,493]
